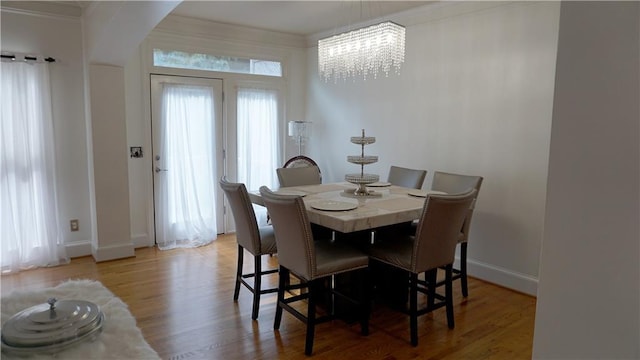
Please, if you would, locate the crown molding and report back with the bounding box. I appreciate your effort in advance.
[1,1,81,20]
[155,14,307,50]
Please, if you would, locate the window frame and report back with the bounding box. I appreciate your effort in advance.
[152,48,284,78]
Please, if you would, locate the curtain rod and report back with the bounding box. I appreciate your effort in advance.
[0,54,55,62]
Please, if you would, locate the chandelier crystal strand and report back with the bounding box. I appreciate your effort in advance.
[318,21,405,82]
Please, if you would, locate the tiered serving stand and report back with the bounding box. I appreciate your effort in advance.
[344,129,381,197]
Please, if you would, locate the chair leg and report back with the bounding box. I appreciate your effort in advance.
[460,242,469,297]
[409,272,419,347]
[274,266,287,330]
[325,276,334,317]
[252,255,262,320]
[360,268,370,336]
[445,265,455,329]
[426,269,437,310]
[234,245,243,301]
[305,280,318,356]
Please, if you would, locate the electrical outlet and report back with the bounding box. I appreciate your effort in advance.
[70,219,79,232]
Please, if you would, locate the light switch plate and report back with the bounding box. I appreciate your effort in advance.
[130,146,143,158]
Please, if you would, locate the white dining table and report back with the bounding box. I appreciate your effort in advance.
[249,182,445,233]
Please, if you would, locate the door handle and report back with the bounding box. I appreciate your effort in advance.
[155,166,168,173]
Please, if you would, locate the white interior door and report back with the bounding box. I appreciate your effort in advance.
[150,75,224,249]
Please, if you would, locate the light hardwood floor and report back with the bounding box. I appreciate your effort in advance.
[1,234,536,359]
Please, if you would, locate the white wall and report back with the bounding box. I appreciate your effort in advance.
[533,2,640,358]
[82,1,178,65]
[124,46,150,248]
[81,1,182,259]
[306,1,560,294]
[0,6,93,257]
[88,64,134,261]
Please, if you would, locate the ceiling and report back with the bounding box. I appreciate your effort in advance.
[170,1,432,36]
[5,1,432,37]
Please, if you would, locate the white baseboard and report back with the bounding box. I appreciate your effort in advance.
[92,242,135,262]
[65,240,92,258]
[456,256,539,296]
[65,234,152,260]
[132,234,153,248]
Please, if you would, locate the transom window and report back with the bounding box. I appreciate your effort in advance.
[153,49,282,77]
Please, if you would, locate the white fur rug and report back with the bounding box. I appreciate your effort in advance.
[1,279,160,359]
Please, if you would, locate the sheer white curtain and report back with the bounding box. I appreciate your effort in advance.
[1,60,68,274]
[236,87,280,226]
[156,84,217,250]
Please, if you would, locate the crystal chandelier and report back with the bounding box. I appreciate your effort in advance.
[318,21,405,82]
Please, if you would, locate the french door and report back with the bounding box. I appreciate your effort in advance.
[150,75,224,249]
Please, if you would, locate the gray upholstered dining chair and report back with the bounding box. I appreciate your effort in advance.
[387,165,427,189]
[375,166,427,241]
[276,165,322,187]
[277,164,332,240]
[259,186,370,356]
[430,171,483,297]
[219,177,278,320]
[369,189,476,346]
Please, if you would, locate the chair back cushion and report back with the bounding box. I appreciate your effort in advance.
[387,166,427,189]
[219,177,263,254]
[276,166,322,187]
[413,190,476,273]
[431,171,483,195]
[431,171,483,242]
[259,186,315,280]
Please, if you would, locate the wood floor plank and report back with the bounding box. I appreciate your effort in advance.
[0,234,536,359]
